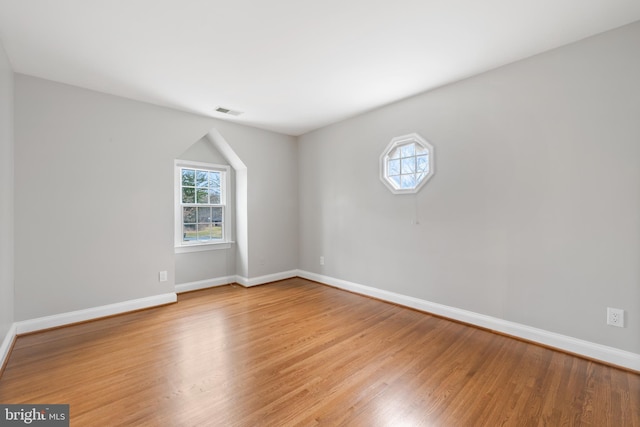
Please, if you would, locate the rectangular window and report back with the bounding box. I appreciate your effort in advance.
[175,160,230,251]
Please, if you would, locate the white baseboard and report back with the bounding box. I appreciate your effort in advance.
[175,276,236,293]
[236,270,298,287]
[0,323,17,371]
[15,293,177,335]
[7,271,638,372]
[297,270,640,372]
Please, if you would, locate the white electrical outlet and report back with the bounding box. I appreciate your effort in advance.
[607,307,624,328]
[320,256,325,266]
[159,271,168,282]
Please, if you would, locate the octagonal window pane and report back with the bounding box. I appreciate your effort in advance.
[401,175,416,189]
[401,158,415,174]
[400,143,415,158]
[417,155,428,173]
[388,159,400,176]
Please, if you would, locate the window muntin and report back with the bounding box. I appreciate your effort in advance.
[175,161,229,248]
[380,133,434,194]
[387,143,429,190]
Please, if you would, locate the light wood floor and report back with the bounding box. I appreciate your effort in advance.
[1,278,638,426]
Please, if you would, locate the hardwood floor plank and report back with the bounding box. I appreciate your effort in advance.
[1,278,638,426]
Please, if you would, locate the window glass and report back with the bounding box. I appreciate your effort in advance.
[380,134,434,194]
[176,162,229,246]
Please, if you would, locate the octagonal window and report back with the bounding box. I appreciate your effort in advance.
[380,133,434,194]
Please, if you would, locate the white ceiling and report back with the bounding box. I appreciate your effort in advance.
[0,1,639,136]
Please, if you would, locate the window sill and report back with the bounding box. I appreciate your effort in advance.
[175,242,233,253]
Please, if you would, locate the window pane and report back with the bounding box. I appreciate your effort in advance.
[181,169,195,186]
[183,224,197,241]
[416,145,428,155]
[182,187,195,203]
[197,207,212,223]
[177,163,227,245]
[388,159,400,176]
[197,224,213,241]
[196,170,208,187]
[400,143,415,158]
[209,189,221,204]
[196,189,208,204]
[390,175,401,188]
[401,157,415,174]
[416,155,429,173]
[389,146,401,159]
[211,224,222,239]
[212,207,223,222]
[212,208,223,239]
[401,174,416,189]
[183,207,196,223]
[208,171,220,189]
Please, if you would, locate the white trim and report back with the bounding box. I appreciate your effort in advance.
[15,293,177,335]
[175,242,232,253]
[175,276,236,293]
[175,159,228,170]
[236,270,298,288]
[296,270,640,372]
[0,323,17,371]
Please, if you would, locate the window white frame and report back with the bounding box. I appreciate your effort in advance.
[174,160,231,253]
[380,133,434,194]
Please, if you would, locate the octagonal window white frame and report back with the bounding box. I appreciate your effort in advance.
[380,133,434,194]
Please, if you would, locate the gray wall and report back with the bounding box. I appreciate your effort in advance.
[13,75,299,320]
[298,22,640,353]
[179,136,229,165]
[13,75,216,320]
[0,40,14,340]
[210,122,299,279]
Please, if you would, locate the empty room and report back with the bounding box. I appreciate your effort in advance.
[0,1,639,425]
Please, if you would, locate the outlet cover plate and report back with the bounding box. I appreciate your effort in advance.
[607,307,624,327]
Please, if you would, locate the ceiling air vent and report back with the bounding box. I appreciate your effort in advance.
[215,106,243,116]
